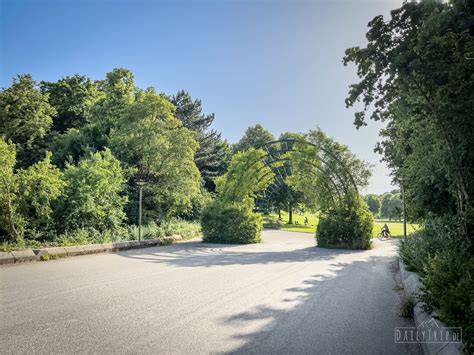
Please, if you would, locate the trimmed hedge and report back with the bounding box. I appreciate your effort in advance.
[316,203,373,249]
[201,201,262,244]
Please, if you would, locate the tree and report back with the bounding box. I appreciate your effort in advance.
[56,149,128,234]
[345,1,474,346]
[40,74,103,132]
[18,152,65,237]
[0,75,56,167]
[286,130,373,249]
[365,194,380,215]
[201,148,275,244]
[50,68,136,166]
[379,193,402,220]
[287,130,371,213]
[343,0,474,234]
[170,90,231,191]
[215,148,275,206]
[0,138,24,241]
[109,90,201,220]
[233,124,275,153]
[265,132,305,224]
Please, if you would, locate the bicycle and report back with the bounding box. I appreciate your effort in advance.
[377,230,391,241]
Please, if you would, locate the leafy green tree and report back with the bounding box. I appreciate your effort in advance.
[265,132,305,223]
[109,90,201,220]
[50,68,136,166]
[364,194,380,215]
[343,0,474,233]
[379,192,402,220]
[18,152,65,237]
[201,148,274,244]
[40,74,103,132]
[56,149,128,234]
[233,124,275,153]
[215,148,275,207]
[379,193,393,219]
[170,90,232,191]
[0,75,56,167]
[287,130,371,213]
[345,1,473,345]
[286,130,373,249]
[0,138,24,241]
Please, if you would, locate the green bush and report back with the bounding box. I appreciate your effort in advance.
[316,202,373,249]
[421,252,473,353]
[201,201,262,244]
[56,149,128,235]
[399,215,473,351]
[400,215,466,273]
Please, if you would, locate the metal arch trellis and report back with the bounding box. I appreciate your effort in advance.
[253,156,344,205]
[227,137,361,212]
[257,138,360,195]
[262,147,353,198]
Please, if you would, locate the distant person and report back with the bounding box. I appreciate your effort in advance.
[304,216,309,226]
[381,223,390,237]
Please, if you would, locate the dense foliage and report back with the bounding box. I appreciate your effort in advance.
[0,68,220,245]
[0,75,56,168]
[170,90,231,192]
[201,201,263,244]
[286,130,373,249]
[56,149,127,235]
[233,124,275,153]
[345,0,473,349]
[109,90,201,221]
[201,149,274,244]
[317,199,373,249]
[400,216,472,351]
[364,192,402,220]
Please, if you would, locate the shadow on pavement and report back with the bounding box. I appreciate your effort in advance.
[120,240,368,268]
[222,255,419,354]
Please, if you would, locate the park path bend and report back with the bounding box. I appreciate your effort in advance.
[0,230,419,354]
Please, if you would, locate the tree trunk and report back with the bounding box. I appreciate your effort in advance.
[278,209,281,220]
[288,203,293,224]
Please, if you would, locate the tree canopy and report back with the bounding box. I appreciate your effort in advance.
[233,124,275,153]
[170,90,231,191]
[0,75,56,167]
[343,0,473,233]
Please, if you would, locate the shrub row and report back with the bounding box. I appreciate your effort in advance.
[399,215,473,352]
[1,219,201,252]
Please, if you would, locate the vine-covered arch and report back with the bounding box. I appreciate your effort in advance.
[201,130,374,249]
[254,137,361,210]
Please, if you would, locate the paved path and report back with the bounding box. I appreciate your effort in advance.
[1,230,419,354]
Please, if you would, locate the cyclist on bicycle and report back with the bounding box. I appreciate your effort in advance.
[381,223,391,237]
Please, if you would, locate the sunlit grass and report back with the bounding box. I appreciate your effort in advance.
[261,212,419,238]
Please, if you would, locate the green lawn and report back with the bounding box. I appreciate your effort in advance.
[262,212,419,238]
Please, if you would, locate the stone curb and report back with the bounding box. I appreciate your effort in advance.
[10,249,37,263]
[399,260,463,354]
[82,244,106,254]
[1,235,183,265]
[0,251,15,265]
[33,247,68,260]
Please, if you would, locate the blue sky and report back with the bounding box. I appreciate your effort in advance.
[1,0,402,194]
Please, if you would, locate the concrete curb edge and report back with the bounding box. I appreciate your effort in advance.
[2,236,182,265]
[399,259,463,354]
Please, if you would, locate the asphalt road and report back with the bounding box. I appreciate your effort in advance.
[1,230,420,354]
